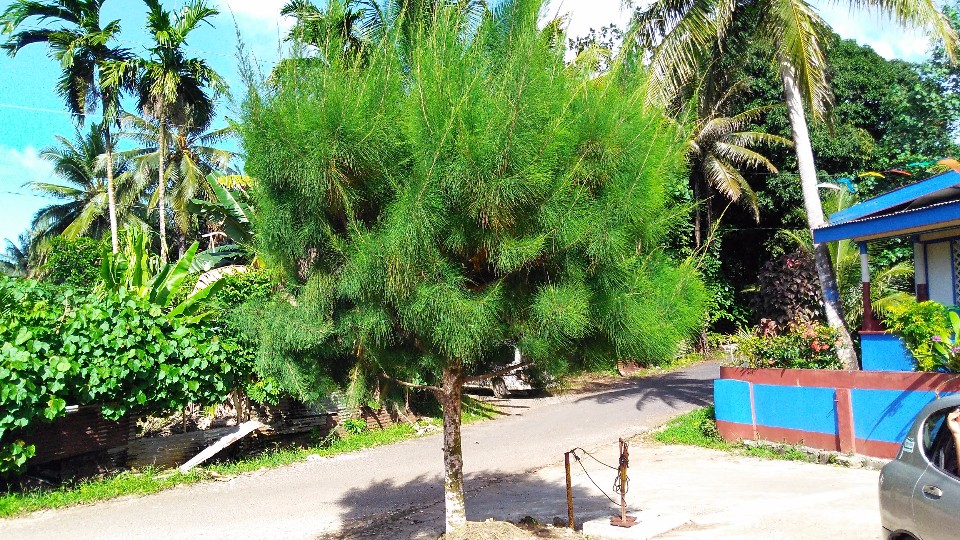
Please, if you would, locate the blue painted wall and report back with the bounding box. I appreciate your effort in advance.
[753,385,838,435]
[714,374,959,451]
[851,389,958,443]
[861,333,915,372]
[714,379,753,425]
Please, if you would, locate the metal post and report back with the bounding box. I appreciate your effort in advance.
[619,439,627,523]
[610,438,637,528]
[565,451,575,530]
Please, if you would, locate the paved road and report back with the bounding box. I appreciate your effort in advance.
[0,363,719,539]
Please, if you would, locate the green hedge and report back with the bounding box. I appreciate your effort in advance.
[0,277,240,475]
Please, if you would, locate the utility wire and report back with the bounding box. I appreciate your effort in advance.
[0,190,49,199]
[0,102,237,131]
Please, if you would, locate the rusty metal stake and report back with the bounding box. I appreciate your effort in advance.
[610,438,637,528]
[565,451,575,530]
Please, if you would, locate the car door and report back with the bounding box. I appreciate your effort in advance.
[913,406,960,539]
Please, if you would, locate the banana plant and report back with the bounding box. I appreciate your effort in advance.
[99,228,222,318]
[189,172,256,271]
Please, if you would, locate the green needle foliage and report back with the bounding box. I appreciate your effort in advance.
[241,0,706,530]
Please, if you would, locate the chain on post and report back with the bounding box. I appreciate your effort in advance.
[610,438,637,528]
[565,439,639,528]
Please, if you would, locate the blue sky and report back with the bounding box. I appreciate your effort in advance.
[0,0,934,245]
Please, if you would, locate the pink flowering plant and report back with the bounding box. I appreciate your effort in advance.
[734,319,843,370]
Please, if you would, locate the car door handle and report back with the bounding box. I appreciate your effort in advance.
[923,485,944,499]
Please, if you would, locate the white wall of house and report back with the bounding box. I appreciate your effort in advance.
[925,240,957,305]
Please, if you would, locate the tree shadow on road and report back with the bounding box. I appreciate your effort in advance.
[322,466,626,539]
[572,368,717,412]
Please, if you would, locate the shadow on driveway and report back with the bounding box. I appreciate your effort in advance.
[322,465,621,539]
[572,368,717,412]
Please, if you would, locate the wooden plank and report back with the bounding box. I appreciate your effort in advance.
[178,421,263,473]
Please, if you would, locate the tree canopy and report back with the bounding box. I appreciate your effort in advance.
[240,0,706,531]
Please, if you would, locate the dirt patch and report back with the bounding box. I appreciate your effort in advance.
[441,520,584,540]
[441,520,531,540]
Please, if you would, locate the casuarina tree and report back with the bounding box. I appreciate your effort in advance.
[241,0,706,532]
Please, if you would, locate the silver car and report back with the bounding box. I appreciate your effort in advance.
[880,395,960,539]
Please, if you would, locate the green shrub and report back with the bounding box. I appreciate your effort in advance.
[0,276,239,475]
[44,237,103,288]
[209,269,275,312]
[734,320,843,370]
[885,300,960,371]
[341,418,368,435]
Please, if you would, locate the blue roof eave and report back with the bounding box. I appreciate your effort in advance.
[828,170,960,224]
[813,199,960,243]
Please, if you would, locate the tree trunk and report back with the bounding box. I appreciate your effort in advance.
[779,60,858,370]
[439,364,466,534]
[104,120,119,253]
[692,176,702,250]
[158,114,169,264]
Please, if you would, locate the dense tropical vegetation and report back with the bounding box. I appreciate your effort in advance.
[1,0,960,531]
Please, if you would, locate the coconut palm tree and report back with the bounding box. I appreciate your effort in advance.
[120,112,237,253]
[29,124,145,245]
[1,0,131,253]
[282,0,378,53]
[632,0,959,369]
[686,78,792,248]
[282,0,486,54]
[0,233,32,277]
[116,0,226,263]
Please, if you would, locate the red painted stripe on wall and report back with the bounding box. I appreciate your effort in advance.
[855,438,901,459]
[716,420,756,441]
[754,425,842,452]
[835,388,856,454]
[720,366,960,393]
[717,420,902,459]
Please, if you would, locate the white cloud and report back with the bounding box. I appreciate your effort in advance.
[545,0,632,39]
[0,146,55,243]
[812,2,931,61]
[0,146,54,187]
[214,0,294,34]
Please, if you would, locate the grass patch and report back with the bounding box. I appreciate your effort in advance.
[655,406,729,449]
[0,415,462,519]
[655,406,816,463]
[0,468,206,518]
[462,396,504,423]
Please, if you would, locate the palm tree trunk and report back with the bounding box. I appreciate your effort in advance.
[692,176,702,250]
[439,364,466,534]
[158,113,169,264]
[779,60,858,370]
[104,120,119,253]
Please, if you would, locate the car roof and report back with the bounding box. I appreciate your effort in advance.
[916,394,960,421]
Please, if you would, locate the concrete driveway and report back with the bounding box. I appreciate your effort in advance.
[0,362,881,539]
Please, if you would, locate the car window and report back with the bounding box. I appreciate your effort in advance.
[924,408,960,479]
